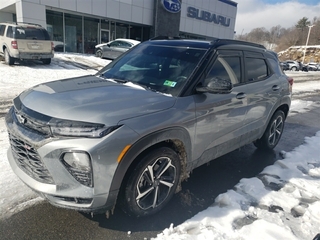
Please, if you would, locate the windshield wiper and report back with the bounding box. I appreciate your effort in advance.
[112,79,128,83]
[98,75,128,83]
[98,75,157,92]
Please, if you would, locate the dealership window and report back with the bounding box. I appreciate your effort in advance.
[46,10,63,51]
[116,22,129,39]
[110,21,116,40]
[142,27,150,41]
[65,13,82,53]
[130,25,142,41]
[84,17,98,54]
[46,10,150,53]
[100,20,110,44]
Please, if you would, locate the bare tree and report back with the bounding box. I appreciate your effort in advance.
[234,15,320,53]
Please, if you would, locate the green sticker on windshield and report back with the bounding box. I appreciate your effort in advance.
[163,80,177,87]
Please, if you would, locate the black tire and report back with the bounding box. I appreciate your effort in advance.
[4,48,15,65]
[254,110,285,150]
[42,58,51,65]
[120,147,181,217]
[95,49,103,58]
[291,66,297,71]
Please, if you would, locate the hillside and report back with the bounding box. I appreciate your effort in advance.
[278,45,320,63]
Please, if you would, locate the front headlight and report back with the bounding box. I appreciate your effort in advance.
[49,119,120,138]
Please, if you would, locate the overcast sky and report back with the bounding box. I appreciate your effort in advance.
[235,0,320,35]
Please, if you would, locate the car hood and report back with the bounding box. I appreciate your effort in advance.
[17,75,176,125]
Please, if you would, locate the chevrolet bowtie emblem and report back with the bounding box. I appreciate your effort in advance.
[16,113,27,124]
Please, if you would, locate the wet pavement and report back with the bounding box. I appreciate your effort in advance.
[1,72,320,240]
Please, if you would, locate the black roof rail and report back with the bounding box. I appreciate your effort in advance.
[16,22,42,27]
[213,39,266,49]
[150,36,182,40]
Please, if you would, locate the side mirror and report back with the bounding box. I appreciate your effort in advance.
[196,77,232,94]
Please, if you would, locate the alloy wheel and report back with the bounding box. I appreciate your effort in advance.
[268,115,283,146]
[135,157,176,210]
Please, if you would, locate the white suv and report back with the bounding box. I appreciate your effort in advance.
[0,22,54,65]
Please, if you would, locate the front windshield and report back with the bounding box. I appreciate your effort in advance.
[97,43,206,96]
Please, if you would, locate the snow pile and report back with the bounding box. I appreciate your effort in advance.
[153,132,320,240]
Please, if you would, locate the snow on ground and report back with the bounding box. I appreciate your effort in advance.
[0,52,110,100]
[0,54,320,239]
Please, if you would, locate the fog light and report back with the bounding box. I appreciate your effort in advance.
[63,152,91,171]
[61,152,93,187]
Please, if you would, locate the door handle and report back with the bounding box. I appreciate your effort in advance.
[272,85,280,91]
[236,93,246,99]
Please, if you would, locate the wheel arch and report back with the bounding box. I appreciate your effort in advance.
[277,103,290,118]
[109,127,192,196]
[2,44,8,54]
[256,102,290,141]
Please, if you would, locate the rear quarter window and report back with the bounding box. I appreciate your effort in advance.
[268,57,283,76]
[6,26,13,38]
[245,57,269,82]
[0,25,5,36]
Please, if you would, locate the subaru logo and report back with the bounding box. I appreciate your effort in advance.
[162,0,181,13]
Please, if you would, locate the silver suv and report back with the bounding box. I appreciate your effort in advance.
[5,38,292,217]
[0,22,53,65]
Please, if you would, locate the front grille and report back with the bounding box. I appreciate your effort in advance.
[8,134,54,184]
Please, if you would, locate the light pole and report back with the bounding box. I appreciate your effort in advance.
[302,25,314,64]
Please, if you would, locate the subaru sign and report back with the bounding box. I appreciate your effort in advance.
[187,7,231,27]
[161,0,181,13]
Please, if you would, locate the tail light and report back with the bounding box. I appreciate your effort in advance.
[11,41,18,49]
[51,42,54,51]
[287,76,293,93]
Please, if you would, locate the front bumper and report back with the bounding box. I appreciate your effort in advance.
[5,107,139,213]
[7,147,115,212]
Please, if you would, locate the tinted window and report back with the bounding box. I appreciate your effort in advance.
[109,41,121,47]
[6,26,13,38]
[268,57,283,76]
[109,41,131,48]
[13,27,50,40]
[119,41,131,48]
[245,58,268,82]
[205,57,241,85]
[0,25,5,36]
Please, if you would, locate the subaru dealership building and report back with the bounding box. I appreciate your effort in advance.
[0,0,237,54]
